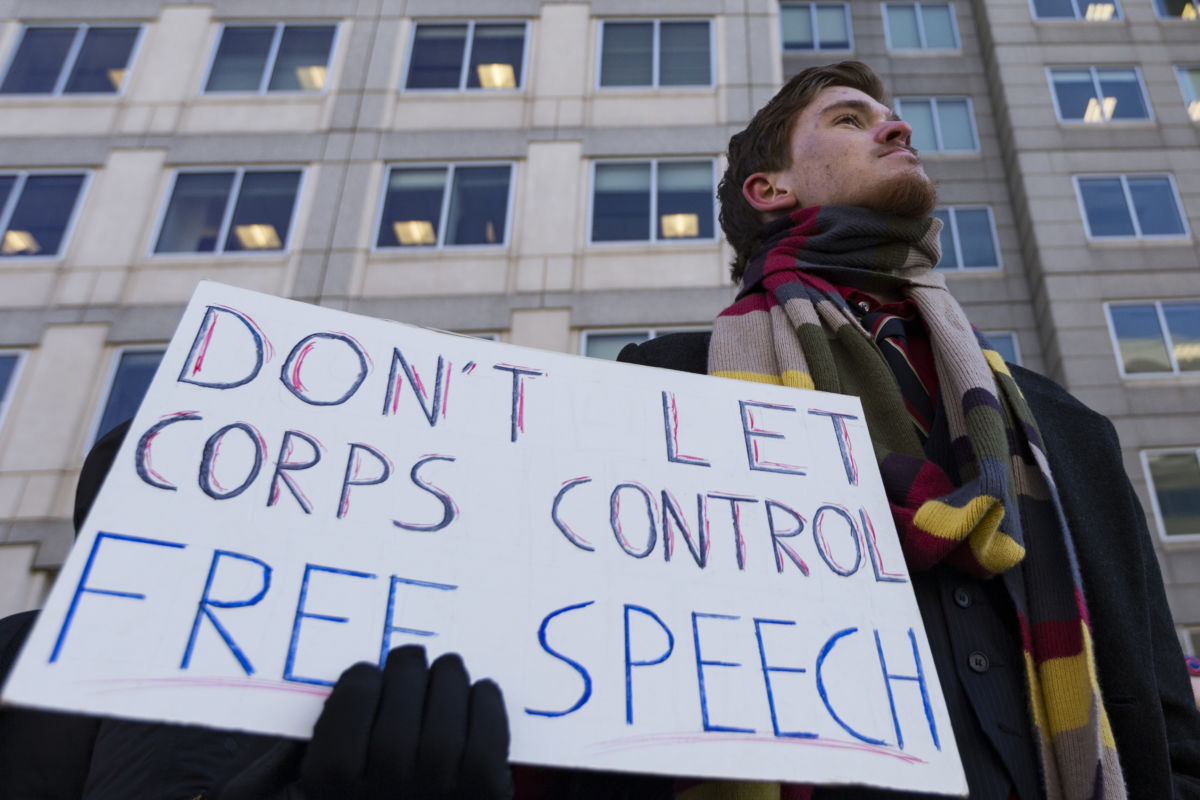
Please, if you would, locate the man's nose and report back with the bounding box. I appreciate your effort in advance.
[874,119,913,147]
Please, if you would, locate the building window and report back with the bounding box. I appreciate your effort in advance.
[1143,449,1200,540]
[1030,0,1122,19]
[932,207,1001,269]
[405,21,527,90]
[204,24,336,93]
[982,332,1022,365]
[1186,627,1200,656]
[1075,175,1187,239]
[0,25,140,95]
[582,328,708,359]
[92,349,165,444]
[0,172,88,258]
[883,3,959,49]
[1106,301,1200,376]
[894,97,978,152]
[1049,67,1151,122]
[375,163,513,249]
[780,3,852,50]
[153,169,302,254]
[1153,0,1199,19]
[1177,67,1200,121]
[590,160,716,243]
[0,352,23,431]
[598,20,712,88]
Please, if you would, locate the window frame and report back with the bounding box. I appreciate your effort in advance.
[1152,0,1200,19]
[1028,0,1124,20]
[1047,65,1154,123]
[1140,447,1200,544]
[586,157,719,246]
[148,166,307,257]
[199,21,340,95]
[401,19,530,93]
[1104,300,1200,377]
[1073,173,1190,241]
[0,169,91,260]
[0,350,26,433]
[595,18,715,90]
[933,205,1002,270]
[881,2,961,51]
[580,326,711,358]
[371,161,517,251]
[86,345,167,448]
[1176,65,1200,122]
[894,96,980,153]
[779,3,854,52]
[0,23,145,97]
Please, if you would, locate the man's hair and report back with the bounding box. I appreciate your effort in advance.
[718,61,888,282]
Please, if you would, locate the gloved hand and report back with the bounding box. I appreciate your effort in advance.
[219,645,513,800]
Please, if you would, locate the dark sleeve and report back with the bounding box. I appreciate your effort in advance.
[616,332,710,374]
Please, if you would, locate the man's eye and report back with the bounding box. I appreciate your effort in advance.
[835,115,861,127]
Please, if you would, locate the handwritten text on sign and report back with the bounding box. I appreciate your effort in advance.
[4,282,965,795]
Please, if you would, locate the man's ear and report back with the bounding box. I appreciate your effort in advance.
[742,172,798,214]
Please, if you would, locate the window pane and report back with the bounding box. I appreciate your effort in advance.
[0,176,15,217]
[155,172,234,253]
[465,24,525,89]
[886,5,922,49]
[1110,305,1171,373]
[377,168,447,248]
[936,100,975,150]
[599,22,653,87]
[207,27,273,91]
[95,351,164,444]
[659,22,711,86]
[1097,68,1147,120]
[898,100,937,152]
[1179,68,1200,121]
[984,333,1020,365]
[593,163,651,241]
[1051,69,1097,120]
[815,5,851,48]
[586,333,648,360]
[2,174,85,257]
[657,161,713,240]
[932,209,957,268]
[781,5,815,49]
[445,165,511,246]
[1154,0,1197,18]
[0,354,17,407]
[407,24,467,89]
[921,5,957,48]
[0,28,76,93]
[955,209,998,267]
[1032,0,1079,16]
[1079,178,1135,236]
[223,172,300,252]
[63,28,138,93]
[267,26,335,91]
[1163,305,1200,372]
[1147,452,1200,537]
[1127,177,1184,236]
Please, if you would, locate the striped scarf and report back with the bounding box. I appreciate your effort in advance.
[703,206,1124,800]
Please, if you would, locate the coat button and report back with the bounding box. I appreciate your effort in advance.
[968,651,990,673]
[953,587,972,608]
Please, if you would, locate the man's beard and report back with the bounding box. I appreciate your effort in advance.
[861,172,937,218]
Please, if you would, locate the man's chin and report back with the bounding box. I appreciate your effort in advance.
[862,173,937,219]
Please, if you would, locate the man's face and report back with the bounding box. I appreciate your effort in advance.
[761,85,936,217]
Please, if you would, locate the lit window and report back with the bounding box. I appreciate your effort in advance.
[883,3,959,49]
[204,24,336,93]
[582,328,708,359]
[405,21,527,90]
[1143,449,1200,539]
[931,207,1001,269]
[93,349,165,444]
[780,3,852,50]
[0,172,88,258]
[590,160,716,243]
[1030,0,1122,19]
[1188,627,1200,656]
[1075,175,1187,239]
[0,352,23,431]
[982,332,1022,365]
[1153,0,1199,19]
[598,20,712,88]
[1049,67,1150,121]
[1176,67,1200,121]
[1106,301,1200,375]
[154,169,302,254]
[895,97,978,152]
[0,25,139,95]
[375,164,513,248]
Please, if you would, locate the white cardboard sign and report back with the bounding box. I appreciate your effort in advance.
[3,282,965,795]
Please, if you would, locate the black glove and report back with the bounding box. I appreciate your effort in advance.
[219,645,513,800]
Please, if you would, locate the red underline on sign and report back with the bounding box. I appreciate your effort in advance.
[589,732,927,764]
[77,676,333,698]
